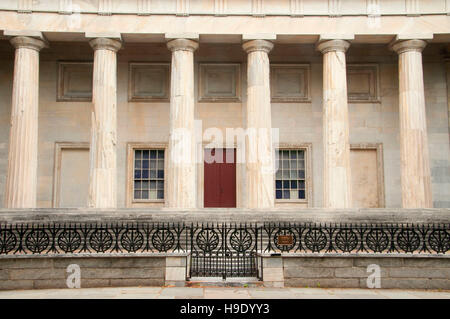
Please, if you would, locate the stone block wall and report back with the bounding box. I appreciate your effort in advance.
[0,256,165,290]
[282,256,450,289]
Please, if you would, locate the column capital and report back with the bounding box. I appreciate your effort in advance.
[166,38,199,52]
[242,40,274,54]
[89,38,122,52]
[390,39,427,54]
[316,39,350,54]
[9,36,48,51]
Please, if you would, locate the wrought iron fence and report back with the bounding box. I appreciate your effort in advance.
[0,221,448,256]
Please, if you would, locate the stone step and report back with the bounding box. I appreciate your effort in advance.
[186,277,263,288]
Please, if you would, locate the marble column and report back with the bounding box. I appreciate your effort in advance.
[4,36,46,208]
[445,57,450,145]
[391,39,432,208]
[166,39,198,208]
[87,38,121,208]
[242,40,275,208]
[316,40,352,208]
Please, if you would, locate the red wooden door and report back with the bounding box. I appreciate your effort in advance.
[204,148,236,208]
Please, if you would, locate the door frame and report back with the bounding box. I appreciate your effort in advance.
[52,142,90,208]
[198,142,242,208]
[350,143,385,208]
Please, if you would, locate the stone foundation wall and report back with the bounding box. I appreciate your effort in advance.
[0,256,166,290]
[282,256,450,289]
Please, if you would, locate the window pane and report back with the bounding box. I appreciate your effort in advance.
[299,190,305,199]
[275,180,282,189]
[291,170,298,179]
[299,170,305,179]
[291,160,297,169]
[135,160,141,169]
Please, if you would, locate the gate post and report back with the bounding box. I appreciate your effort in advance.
[262,256,285,288]
[165,255,188,287]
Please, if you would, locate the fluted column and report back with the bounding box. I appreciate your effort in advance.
[5,36,46,208]
[316,40,352,208]
[391,39,432,208]
[166,39,198,208]
[445,57,450,145]
[87,38,121,208]
[242,40,275,208]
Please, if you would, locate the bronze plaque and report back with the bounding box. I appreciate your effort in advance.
[277,235,293,246]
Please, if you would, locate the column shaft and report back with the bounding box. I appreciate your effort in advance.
[317,40,352,208]
[166,39,198,208]
[5,36,46,208]
[392,40,432,208]
[88,38,121,208]
[243,40,275,208]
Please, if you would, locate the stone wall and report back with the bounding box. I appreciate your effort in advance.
[0,256,165,290]
[282,256,450,289]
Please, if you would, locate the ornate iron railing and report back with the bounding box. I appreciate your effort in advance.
[0,222,448,256]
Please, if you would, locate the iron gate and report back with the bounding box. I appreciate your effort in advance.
[189,223,259,279]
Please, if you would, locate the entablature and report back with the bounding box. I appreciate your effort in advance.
[2,0,450,17]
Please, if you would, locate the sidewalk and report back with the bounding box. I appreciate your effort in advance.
[0,287,449,299]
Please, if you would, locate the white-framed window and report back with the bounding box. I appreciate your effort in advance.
[274,144,312,204]
[126,143,167,207]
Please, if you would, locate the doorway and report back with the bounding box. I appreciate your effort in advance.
[204,148,236,208]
